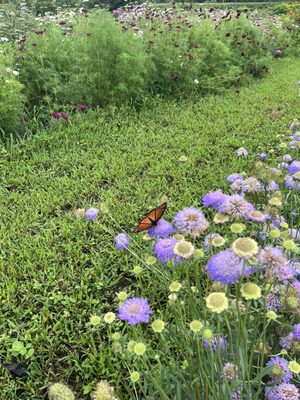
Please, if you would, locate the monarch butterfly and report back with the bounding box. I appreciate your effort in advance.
[134,203,167,233]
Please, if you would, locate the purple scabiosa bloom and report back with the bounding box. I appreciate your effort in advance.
[202,190,228,211]
[19,35,27,42]
[266,356,293,384]
[230,179,245,193]
[204,337,227,351]
[283,154,292,163]
[114,233,130,250]
[275,264,297,285]
[279,333,293,350]
[274,49,282,58]
[153,238,178,264]
[293,132,300,141]
[266,291,281,311]
[207,249,252,285]
[231,389,242,400]
[51,111,60,120]
[227,173,244,183]
[259,246,288,268]
[265,383,299,400]
[288,161,300,174]
[260,153,268,160]
[85,207,99,221]
[147,219,174,238]
[277,162,288,170]
[284,175,295,189]
[203,233,224,250]
[265,181,280,192]
[173,207,208,237]
[288,140,297,149]
[219,194,255,221]
[118,297,151,326]
[243,177,262,193]
[246,210,269,223]
[235,147,248,157]
[293,323,300,340]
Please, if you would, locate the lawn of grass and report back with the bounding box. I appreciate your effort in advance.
[1,56,300,399]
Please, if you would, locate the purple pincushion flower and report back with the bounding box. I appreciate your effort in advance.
[293,132,300,141]
[118,297,152,326]
[114,233,130,250]
[265,383,299,400]
[259,246,288,268]
[275,264,297,284]
[288,161,300,174]
[230,179,245,193]
[243,177,262,193]
[289,140,297,149]
[266,291,281,311]
[76,103,87,111]
[147,219,174,238]
[266,356,293,384]
[283,155,292,163]
[173,207,208,237]
[235,147,248,157]
[202,190,228,211]
[293,323,300,340]
[279,333,293,350]
[260,153,267,160]
[206,249,252,285]
[153,238,178,264]
[219,194,254,220]
[85,207,99,221]
[284,176,295,189]
[227,173,244,183]
[204,337,227,351]
[265,181,280,192]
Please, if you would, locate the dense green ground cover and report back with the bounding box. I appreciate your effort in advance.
[0,56,300,399]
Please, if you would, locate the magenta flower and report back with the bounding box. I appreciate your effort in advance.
[51,112,60,120]
[60,112,68,121]
[76,103,87,111]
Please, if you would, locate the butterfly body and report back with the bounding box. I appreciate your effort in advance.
[134,202,167,233]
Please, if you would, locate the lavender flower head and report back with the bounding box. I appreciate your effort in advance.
[246,210,269,224]
[85,207,99,221]
[266,356,293,384]
[235,147,248,157]
[147,219,174,238]
[265,383,299,400]
[293,323,300,340]
[243,177,262,193]
[275,264,297,285]
[266,291,281,311]
[288,161,300,174]
[265,181,280,192]
[260,153,268,160]
[219,194,255,220]
[259,246,288,268]
[279,333,293,350]
[293,131,300,141]
[153,238,178,264]
[230,179,245,193]
[284,175,295,189]
[288,140,297,149]
[283,154,292,163]
[173,207,208,237]
[118,297,152,326]
[202,190,228,211]
[207,249,253,285]
[114,233,130,250]
[227,173,244,183]
[203,336,227,352]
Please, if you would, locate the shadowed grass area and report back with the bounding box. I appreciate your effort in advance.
[1,56,300,398]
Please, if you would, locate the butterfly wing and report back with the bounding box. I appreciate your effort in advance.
[134,202,167,233]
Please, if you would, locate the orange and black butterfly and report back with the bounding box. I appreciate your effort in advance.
[134,203,167,233]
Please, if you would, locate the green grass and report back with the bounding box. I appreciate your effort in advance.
[1,56,300,399]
